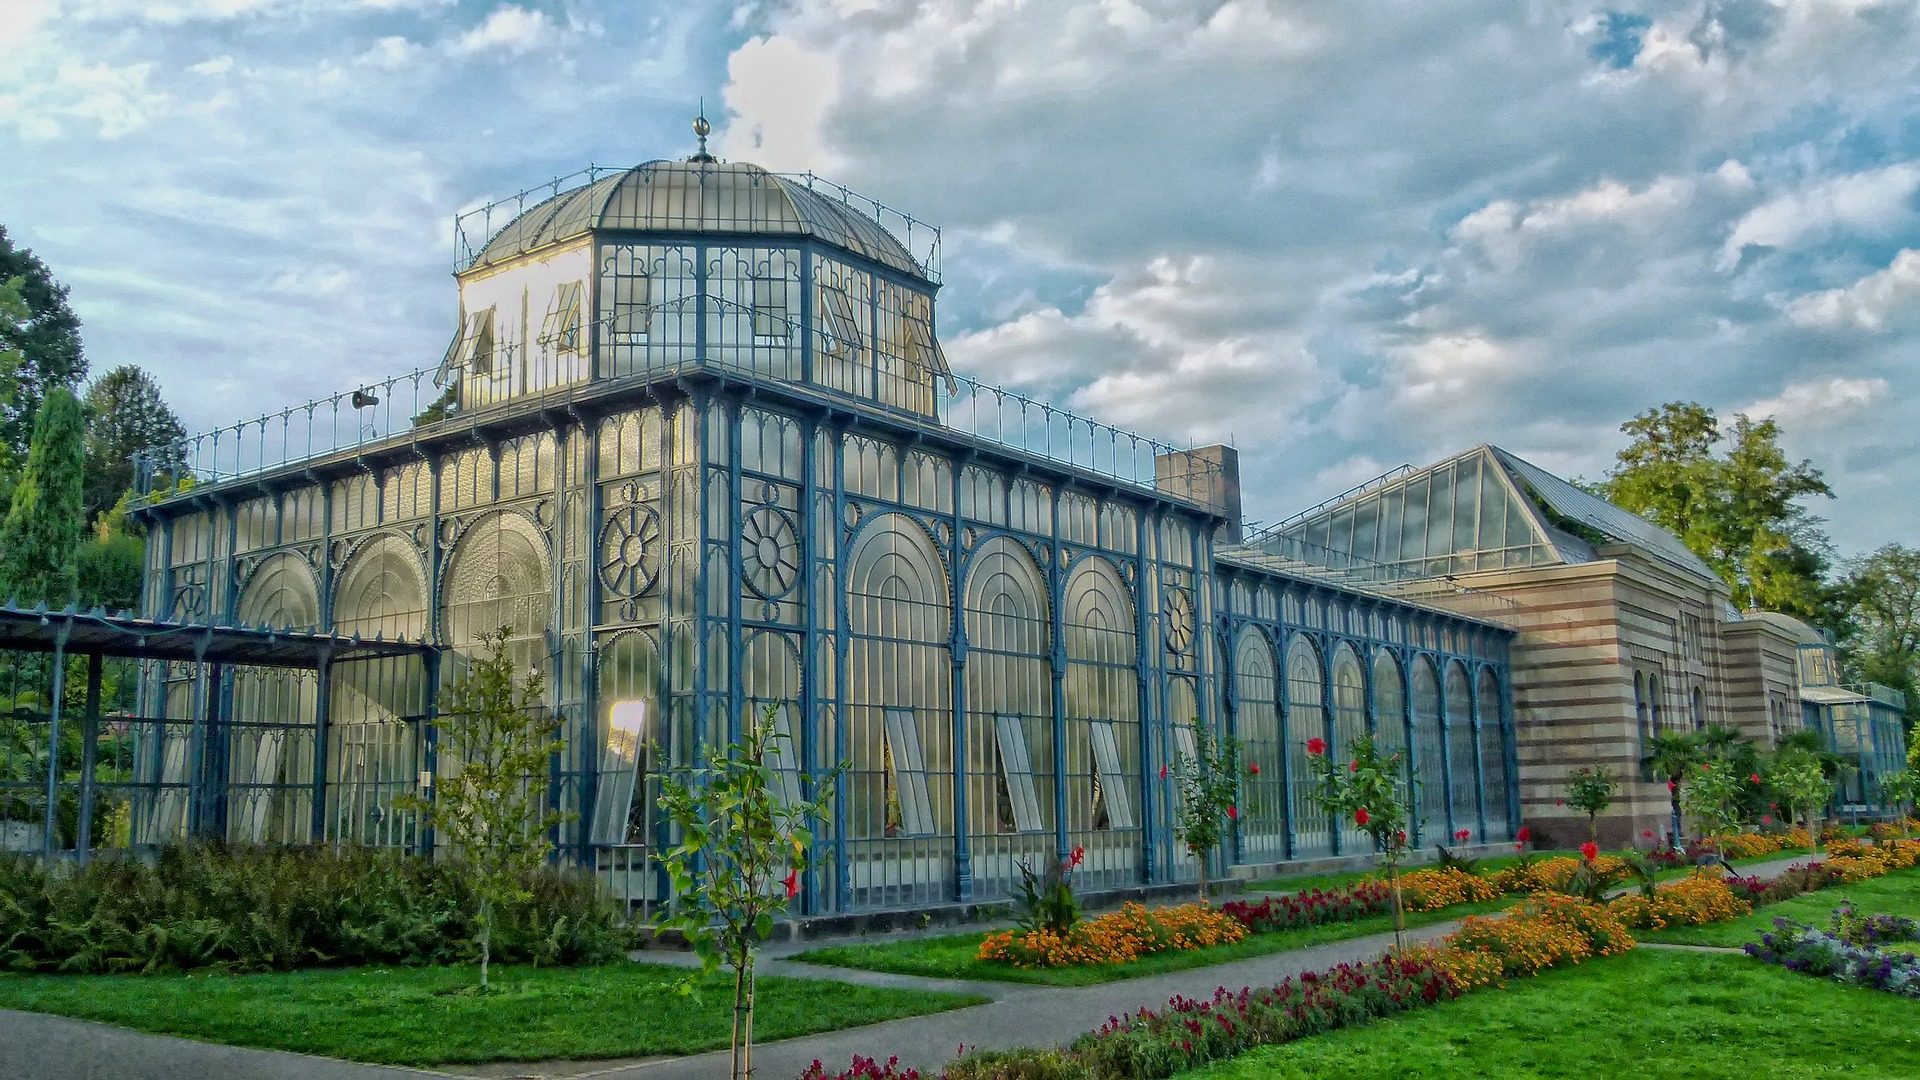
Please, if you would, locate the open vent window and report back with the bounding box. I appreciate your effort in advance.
[541,281,584,355]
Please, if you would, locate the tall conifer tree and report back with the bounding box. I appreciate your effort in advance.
[0,386,86,606]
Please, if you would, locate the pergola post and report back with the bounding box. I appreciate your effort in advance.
[310,650,333,843]
[76,652,104,861]
[41,626,70,854]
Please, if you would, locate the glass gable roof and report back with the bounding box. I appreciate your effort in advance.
[1254,445,1721,585]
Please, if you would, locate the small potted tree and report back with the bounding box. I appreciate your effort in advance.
[1566,766,1617,844]
[1304,733,1412,949]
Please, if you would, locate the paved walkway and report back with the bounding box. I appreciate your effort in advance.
[0,851,1823,1080]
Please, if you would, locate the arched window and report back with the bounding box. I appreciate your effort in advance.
[1285,635,1328,856]
[1372,650,1410,817]
[1411,657,1446,839]
[1062,556,1139,890]
[1691,686,1706,731]
[845,514,951,907]
[963,538,1051,888]
[1234,628,1284,861]
[1477,668,1509,835]
[1446,661,1478,837]
[1635,672,1650,748]
[442,510,553,678]
[1331,644,1368,850]
[229,553,321,845]
[593,630,661,858]
[329,533,431,848]
[1648,675,1663,734]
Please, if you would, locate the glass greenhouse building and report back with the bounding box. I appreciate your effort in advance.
[86,149,1521,914]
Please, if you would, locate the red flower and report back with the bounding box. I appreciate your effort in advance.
[1454,828,1471,842]
[1555,799,1564,807]
[1306,737,1327,756]
[1769,802,1778,811]
[1750,773,1761,785]
[1579,841,1599,862]
[1515,825,1532,843]
[1068,845,1085,869]
[1248,762,1261,776]
[1354,807,1370,826]
[1159,764,1169,780]
[782,868,799,900]
[1700,762,1710,772]
[1395,829,1408,845]
[1349,759,1360,774]
[1762,814,1773,826]
[1227,805,1239,821]
[1642,829,1654,839]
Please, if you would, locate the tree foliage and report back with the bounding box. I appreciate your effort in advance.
[0,226,86,470]
[82,365,185,521]
[1602,402,1835,622]
[1304,733,1413,948]
[1838,544,1920,721]
[397,628,565,990]
[1769,747,1836,854]
[0,386,85,606]
[1640,731,1701,843]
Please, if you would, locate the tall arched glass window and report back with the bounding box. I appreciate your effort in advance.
[1372,650,1410,819]
[1446,661,1478,837]
[1635,672,1650,748]
[963,537,1052,897]
[1331,645,1368,849]
[1411,657,1446,840]
[1234,628,1284,861]
[1648,675,1663,734]
[229,553,321,846]
[1285,635,1328,856]
[1062,556,1139,891]
[329,532,431,848]
[1691,686,1706,731]
[845,514,952,908]
[1476,667,1509,835]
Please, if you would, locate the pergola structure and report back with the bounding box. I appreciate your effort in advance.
[0,602,436,858]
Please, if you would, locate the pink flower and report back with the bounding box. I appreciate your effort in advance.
[782,869,799,900]
[1762,814,1774,826]
[1580,841,1599,862]
[1750,773,1761,785]
[1354,807,1370,826]
[1306,737,1327,756]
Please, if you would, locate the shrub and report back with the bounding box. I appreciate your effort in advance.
[1488,854,1626,895]
[1396,866,1503,912]
[1218,881,1394,932]
[944,1047,1094,1080]
[0,843,628,974]
[977,902,1246,968]
[1606,873,1751,929]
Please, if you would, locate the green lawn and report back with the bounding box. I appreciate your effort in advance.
[1640,865,1920,947]
[0,962,986,1066]
[792,900,1507,986]
[1183,948,1920,1079]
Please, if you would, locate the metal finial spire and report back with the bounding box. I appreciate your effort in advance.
[691,100,714,163]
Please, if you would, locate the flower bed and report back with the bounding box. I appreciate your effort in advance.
[1434,894,1635,985]
[1395,866,1504,912]
[1745,906,1920,998]
[1218,881,1394,932]
[1712,827,1811,860]
[1606,872,1751,930]
[1487,854,1627,894]
[976,902,1246,969]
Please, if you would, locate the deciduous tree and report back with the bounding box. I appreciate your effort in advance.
[82,365,185,520]
[1168,724,1241,903]
[0,226,86,469]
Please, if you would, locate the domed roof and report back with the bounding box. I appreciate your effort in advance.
[469,159,926,278]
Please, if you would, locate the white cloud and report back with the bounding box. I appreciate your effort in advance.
[1743,376,1890,431]
[1719,162,1920,270]
[1783,249,1920,332]
[450,5,560,57]
[0,61,172,139]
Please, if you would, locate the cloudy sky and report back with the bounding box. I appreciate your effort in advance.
[3,0,1917,554]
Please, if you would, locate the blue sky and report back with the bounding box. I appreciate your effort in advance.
[3,0,1918,556]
